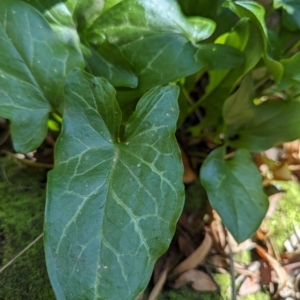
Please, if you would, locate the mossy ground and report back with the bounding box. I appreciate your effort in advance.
[0,156,54,300]
[0,155,298,300]
[266,181,300,251]
[158,273,270,300]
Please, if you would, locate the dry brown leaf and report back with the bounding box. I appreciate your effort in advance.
[273,162,292,181]
[153,249,183,284]
[283,140,300,165]
[266,192,283,218]
[172,269,217,291]
[256,245,288,290]
[169,232,212,279]
[153,254,167,285]
[181,148,197,184]
[238,277,261,296]
[148,266,169,300]
[178,235,195,257]
[206,255,228,270]
[210,220,226,254]
[225,232,256,254]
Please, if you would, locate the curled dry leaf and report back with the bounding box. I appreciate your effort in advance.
[206,255,228,271]
[225,232,256,254]
[169,232,212,279]
[256,245,288,291]
[238,276,261,296]
[283,140,300,165]
[172,269,218,291]
[266,192,283,218]
[181,148,197,184]
[148,266,169,300]
[178,234,195,257]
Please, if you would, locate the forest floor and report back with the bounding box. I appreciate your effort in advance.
[2,121,300,300]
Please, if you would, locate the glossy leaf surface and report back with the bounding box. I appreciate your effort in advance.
[224,0,283,82]
[0,0,84,152]
[200,146,269,243]
[274,0,300,31]
[87,0,244,90]
[223,77,300,152]
[195,18,264,131]
[45,1,138,88]
[45,70,184,299]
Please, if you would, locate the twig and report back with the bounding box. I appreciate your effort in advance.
[227,236,237,300]
[0,233,43,274]
[1,150,53,169]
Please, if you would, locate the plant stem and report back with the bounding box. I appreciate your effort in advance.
[0,233,43,274]
[227,236,237,300]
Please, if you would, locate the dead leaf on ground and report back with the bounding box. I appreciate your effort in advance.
[169,232,212,279]
[225,232,256,254]
[256,245,288,291]
[181,148,197,184]
[238,276,261,296]
[171,269,218,291]
[148,265,169,300]
[178,234,195,257]
[266,192,283,218]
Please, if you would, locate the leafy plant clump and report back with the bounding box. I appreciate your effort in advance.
[1,0,300,299]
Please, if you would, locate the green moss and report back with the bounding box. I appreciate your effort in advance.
[234,250,252,266]
[158,272,271,299]
[0,156,54,300]
[266,181,300,250]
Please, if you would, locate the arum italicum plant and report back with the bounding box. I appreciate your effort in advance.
[2,0,300,298]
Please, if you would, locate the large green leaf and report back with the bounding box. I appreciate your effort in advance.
[86,0,244,91]
[274,0,300,31]
[224,0,283,83]
[190,18,264,133]
[223,77,300,152]
[44,0,105,34]
[0,0,84,153]
[275,52,300,93]
[178,0,236,40]
[200,146,269,243]
[44,1,138,88]
[88,0,215,45]
[45,69,184,299]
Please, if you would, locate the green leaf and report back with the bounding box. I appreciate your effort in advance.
[44,1,138,88]
[224,0,283,83]
[45,69,185,299]
[200,18,264,112]
[88,0,215,45]
[45,0,105,29]
[223,77,300,152]
[189,18,264,135]
[274,0,300,31]
[280,52,300,87]
[86,0,243,90]
[21,0,65,12]
[0,0,84,153]
[84,43,138,89]
[119,34,244,90]
[178,0,236,40]
[200,146,269,243]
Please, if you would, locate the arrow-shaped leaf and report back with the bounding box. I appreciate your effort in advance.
[45,69,184,300]
[86,0,244,91]
[200,146,269,243]
[0,0,84,153]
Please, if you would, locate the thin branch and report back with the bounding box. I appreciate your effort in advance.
[0,233,43,274]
